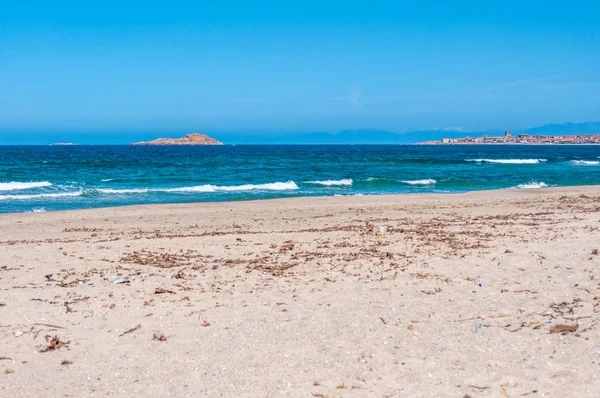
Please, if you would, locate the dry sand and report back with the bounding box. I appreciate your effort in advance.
[1,187,599,397]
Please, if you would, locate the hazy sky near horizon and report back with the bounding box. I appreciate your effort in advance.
[1,0,599,142]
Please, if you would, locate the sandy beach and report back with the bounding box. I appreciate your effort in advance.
[1,187,599,397]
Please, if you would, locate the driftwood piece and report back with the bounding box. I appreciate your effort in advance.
[550,324,578,334]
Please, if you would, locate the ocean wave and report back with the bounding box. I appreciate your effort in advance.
[195,181,299,192]
[160,186,216,193]
[0,191,83,201]
[570,160,599,166]
[512,181,548,189]
[305,179,353,186]
[31,207,47,213]
[400,179,437,185]
[334,193,364,197]
[466,159,547,164]
[100,178,114,182]
[0,181,52,191]
[96,188,150,194]
[363,177,398,183]
[95,181,300,195]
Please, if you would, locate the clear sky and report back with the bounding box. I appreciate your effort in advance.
[1,0,599,143]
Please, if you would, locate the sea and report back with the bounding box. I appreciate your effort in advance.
[1,145,599,214]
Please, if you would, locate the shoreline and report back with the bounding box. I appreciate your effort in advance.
[2,184,600,217]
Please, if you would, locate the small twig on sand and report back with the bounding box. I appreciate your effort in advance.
[119,324,142,337]
[562,315,592,321]
[155,287,175,294]
[35,323,66,329]
[520,390,539,396]
[467,385,489,390]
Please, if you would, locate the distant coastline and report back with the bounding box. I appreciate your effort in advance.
[420,131,600,145]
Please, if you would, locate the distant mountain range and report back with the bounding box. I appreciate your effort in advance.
[524,122,600,136]
[214,129,487,145]
[215,122,600,144]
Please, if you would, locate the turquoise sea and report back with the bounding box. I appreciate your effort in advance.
[1,145,599,213]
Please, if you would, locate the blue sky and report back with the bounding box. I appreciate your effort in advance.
[1,0,599,143]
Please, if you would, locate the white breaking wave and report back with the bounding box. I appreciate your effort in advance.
[512,181,548,189]
[96,188,150,194]
[400,179,437,185]
[163,181,299,193]
[570,160,599,166]
[0,191,83,201]
[334,193,364,197]
[161,186,216,193]
[96,181,300,195]
[306,179,353,186]
[197,181,299,192]
[100,178,114,182]
[466,159,547,164]
[0,181,52,191]
[31,207,47,213]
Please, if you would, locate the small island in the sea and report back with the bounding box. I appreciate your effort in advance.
[132,133,223,145]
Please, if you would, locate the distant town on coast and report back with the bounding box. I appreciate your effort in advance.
[421,131,600,145]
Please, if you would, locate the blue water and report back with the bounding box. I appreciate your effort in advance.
[1,145,599,213]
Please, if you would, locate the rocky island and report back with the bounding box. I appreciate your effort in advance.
[132,133,223,145]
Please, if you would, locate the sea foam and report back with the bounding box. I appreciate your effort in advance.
[198,181,299,192]
[161,186,217,193]
[306,179,353,186]
[400,179,437,185]
[96,181,300,195]
[467,159,547,164]
[0,181,52,191]
[512,181,548,189]
[570,160,599,166]
[0,191,83,201]
[96,188,150,194]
